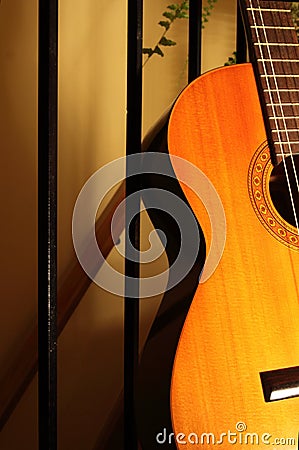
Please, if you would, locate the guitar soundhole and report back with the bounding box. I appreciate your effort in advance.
[269,155,299,229]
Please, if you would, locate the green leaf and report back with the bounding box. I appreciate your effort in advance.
[163,11,175,20]
[167,3,179,10]
[142,48,154,56]
[224,51,237,66]
[153,46,164,57]
[177,11,189,18]
[159,36,176,46]
[159,20,171,30]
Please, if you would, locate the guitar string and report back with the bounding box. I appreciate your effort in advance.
[250,0,299,212]
[256,0,299,233]
[254,0,299,194]
[251,0,299,232]
[255,0,299,230]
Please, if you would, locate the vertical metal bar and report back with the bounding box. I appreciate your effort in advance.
[188,0,202,83]
[236,0,247,64]
[124,0,143,449]
[38,1,58,449]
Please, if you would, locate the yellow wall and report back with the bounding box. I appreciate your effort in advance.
[0,0,236,449]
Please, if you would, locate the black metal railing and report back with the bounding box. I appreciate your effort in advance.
[38,1,58,449]
[124,0,143,449]
[35,1,249,448]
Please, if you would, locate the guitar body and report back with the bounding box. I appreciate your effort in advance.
[168,63,299,447]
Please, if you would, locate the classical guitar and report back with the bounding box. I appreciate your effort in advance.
[168,1,299,448]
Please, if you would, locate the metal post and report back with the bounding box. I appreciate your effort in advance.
[188,0,202,82]
[124,0,143,449]
[38,1,58,449]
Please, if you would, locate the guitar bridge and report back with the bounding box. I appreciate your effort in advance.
[260,366,299,402]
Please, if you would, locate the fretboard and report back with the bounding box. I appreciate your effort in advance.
[240,0,299,164]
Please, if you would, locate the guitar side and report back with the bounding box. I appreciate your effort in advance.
[168,63,299,448]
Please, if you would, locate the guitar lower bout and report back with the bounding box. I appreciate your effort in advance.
[168,63,299,449]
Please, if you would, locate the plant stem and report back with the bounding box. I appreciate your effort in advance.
[143,28,169,68]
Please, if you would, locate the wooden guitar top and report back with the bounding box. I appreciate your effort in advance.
[168,63,299,448]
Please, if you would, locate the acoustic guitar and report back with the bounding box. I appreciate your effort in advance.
[168,1,299,448]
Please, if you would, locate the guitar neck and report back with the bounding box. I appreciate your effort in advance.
[240,0,299,164]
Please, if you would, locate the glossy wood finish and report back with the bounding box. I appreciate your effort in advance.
[168,63,299,448]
